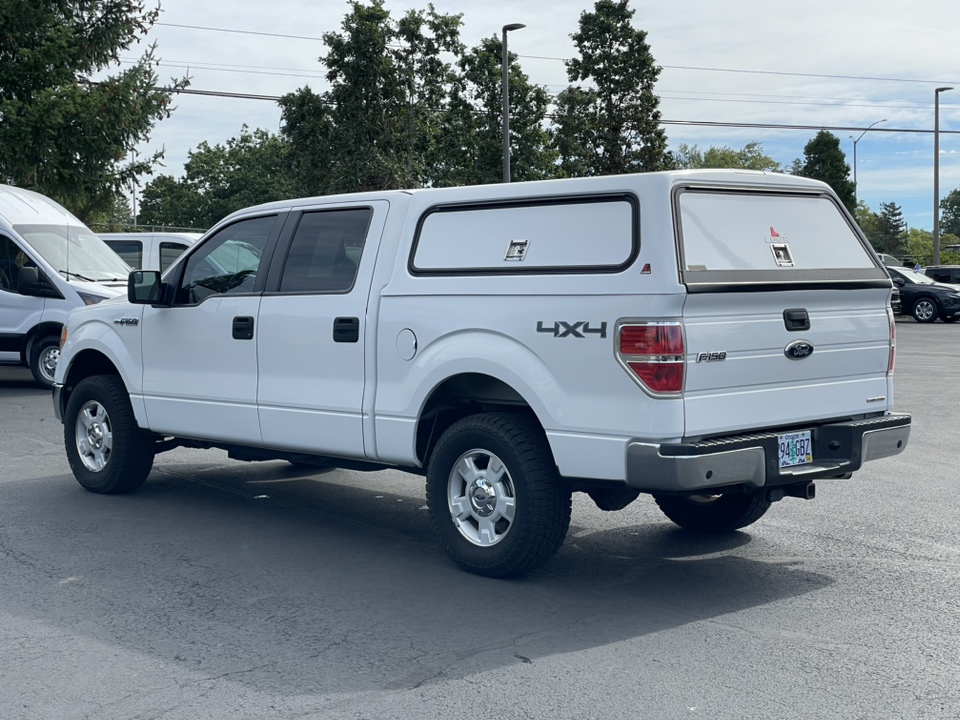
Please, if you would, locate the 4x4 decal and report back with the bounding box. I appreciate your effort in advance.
[537,321,607,339]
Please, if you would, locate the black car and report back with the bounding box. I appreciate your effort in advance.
[921,265,960,285]
[887,266,960,323]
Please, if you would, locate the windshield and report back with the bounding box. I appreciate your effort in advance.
[890,267,935,285]
[14,224,131,282]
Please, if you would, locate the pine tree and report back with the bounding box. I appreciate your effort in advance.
[432,36,556,187]
[875,201,906,255]
[794,131,856,214]
[0,0,188,221]
[553,0,671,177]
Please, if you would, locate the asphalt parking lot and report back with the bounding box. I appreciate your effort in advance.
[1,321,958,720]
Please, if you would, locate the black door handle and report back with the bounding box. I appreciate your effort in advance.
[233,316,254,340]
[783,308,810,332]
[333,316,359,343]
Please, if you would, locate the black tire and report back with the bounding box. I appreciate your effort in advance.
[912,297,938,323]
[653,491,771,534]
[64,375,155,494]
[29,334,61,388]
[425,413,571,578]
[943,315,958,323]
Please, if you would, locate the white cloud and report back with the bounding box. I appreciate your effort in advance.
[121,0,958,229]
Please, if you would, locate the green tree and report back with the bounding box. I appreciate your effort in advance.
[874,201,906,255]
[906,227,934,266]
[793,131,856,214]
[280,1,462,195]
[674,142,782,171]
[553,0,671,177]
[854,201,880,247]
[432,36,556,187]
[940,188,960,237]
[0,0,188,222]
[138,126,294,229]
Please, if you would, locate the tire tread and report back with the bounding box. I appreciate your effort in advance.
[426,412,571,578]
[64,375,155,494]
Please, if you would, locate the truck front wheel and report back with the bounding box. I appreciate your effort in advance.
[425,413,571,578]
[653,491,771,533]
[29,335,60,388]
[64,375,155,494]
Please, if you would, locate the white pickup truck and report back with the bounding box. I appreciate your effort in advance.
[53,170,911,577]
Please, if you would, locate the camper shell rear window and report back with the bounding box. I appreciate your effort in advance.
[675,188,890,292]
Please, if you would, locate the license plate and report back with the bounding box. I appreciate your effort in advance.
[778,431,813,468]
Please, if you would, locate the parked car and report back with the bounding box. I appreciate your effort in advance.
[0,185,127,387]
[887,265,960,322]
[99,232,201,273]
[877,253,901,267]
[920,265,960,285]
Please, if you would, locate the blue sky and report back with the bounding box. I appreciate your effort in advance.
[121,0,959,231]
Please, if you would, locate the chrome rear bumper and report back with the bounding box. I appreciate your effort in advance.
[626,413,911,493]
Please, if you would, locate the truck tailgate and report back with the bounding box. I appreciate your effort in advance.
[682,288,891,437]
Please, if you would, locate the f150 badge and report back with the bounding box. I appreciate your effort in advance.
[537,321,607,338]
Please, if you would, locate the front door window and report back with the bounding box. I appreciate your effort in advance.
[177,216,274,304]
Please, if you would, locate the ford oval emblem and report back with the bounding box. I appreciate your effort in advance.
[784,340,814,360]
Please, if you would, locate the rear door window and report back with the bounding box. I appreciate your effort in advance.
[277,208,372,293]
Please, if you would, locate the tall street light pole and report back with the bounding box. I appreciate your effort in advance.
[934,86,953,265]
[502,23,525,183]
[849,119,886,206]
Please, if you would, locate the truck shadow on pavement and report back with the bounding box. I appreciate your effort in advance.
[2,462,834,698]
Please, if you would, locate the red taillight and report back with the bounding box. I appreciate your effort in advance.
[619,324,684,355]
[617,322,685,394]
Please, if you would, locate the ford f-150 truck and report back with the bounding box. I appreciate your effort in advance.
[52,170,911,577]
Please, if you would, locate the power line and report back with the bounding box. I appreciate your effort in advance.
[662,64,959,86]
[172,87,960,135]
[134,57,957,111]
[156,21,326,42]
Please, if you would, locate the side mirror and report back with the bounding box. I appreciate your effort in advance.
[128,270,163,304]
[891,277,905,287]
[17,266,40,296]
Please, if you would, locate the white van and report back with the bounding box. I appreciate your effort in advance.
[0,185,128,387]
[98,232,201,273]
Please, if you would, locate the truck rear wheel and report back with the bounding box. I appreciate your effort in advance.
[426,413,571,578]
[653,491,771,533]
[64,375,155,494]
